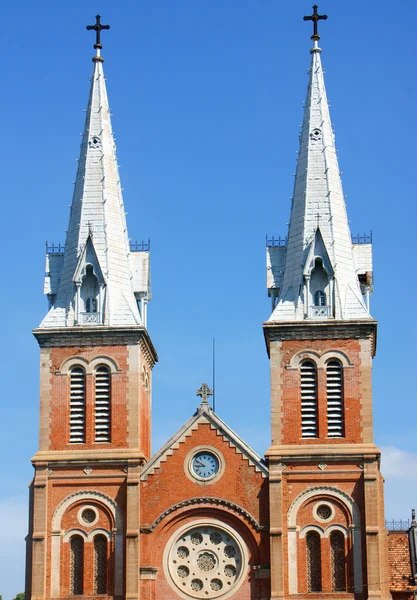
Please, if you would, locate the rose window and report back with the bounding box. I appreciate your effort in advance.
[166,523,246,598]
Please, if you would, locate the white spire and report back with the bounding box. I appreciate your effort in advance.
[267,38,372,322]
[41,53,149,328]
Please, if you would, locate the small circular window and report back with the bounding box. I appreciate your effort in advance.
[314,502,333,522]
[77,505,98,526]
[164,521,247,599]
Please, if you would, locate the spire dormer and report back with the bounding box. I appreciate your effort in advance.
[266,14,373,322]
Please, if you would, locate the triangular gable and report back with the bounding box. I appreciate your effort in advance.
[141,403,268,481]
[73,235,105,284]
[303,227,334,277]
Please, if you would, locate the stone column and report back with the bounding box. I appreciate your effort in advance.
[125,461,141,599]
[30,464,48,599]
[269,461,285,599]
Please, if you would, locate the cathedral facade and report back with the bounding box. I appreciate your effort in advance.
[25,12,417,600]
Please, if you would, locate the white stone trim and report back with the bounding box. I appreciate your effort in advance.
[141,408,268,481]
[57,354,121,375]
[287,349,353,370]
[323,524,349,539]
[77,504,99,527]
[313,500,334,523]
[88,528,112,542]
[63,528,88,542]
[299,524,324,538]
[50,490,123,597]
[286,486,362,593]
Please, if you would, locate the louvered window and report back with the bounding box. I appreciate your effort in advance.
[326,360,344,437]
[306,531,322,592]
[330,531,346,591]
[95,366,111,442]
[301,361,318,438]
[69,368,86,443]
[94,535,108,594]
[70,535,84,595]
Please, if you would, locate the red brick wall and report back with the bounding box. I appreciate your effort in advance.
[140,422,270,599]
[278,339,363,445]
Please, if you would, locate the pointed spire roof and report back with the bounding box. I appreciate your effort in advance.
[268,34,371,322]
[40,36,143,328]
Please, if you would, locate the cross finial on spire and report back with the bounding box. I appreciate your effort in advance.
[86,15,110,62]
[196,383,213,405]
[303,5,327,41]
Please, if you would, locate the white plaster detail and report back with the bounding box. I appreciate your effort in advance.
[318,462,327,471]
[84,466,92,475]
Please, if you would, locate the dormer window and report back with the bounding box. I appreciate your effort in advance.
[314,290,326,307]
[85,297,98,313]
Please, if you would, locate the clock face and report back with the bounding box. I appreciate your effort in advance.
[191,451,219,479]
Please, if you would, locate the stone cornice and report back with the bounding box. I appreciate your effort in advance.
[140,497,268,533]
[266,443,381,461]
[33,326,158,365]
[263,319,377,357]
[31,449,146,465]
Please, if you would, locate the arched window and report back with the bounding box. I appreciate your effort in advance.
[94,534,108,594]
[69,367,86,443]
[95,366,111,442]
[330,531,346,591]
[306,531,322,592]
[300,361,318,438]
[85,297,98,313]
[314,290,326,306]
[326,360,344,437]
[70,535,84,595]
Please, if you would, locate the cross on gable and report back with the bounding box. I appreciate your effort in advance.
[196,383,213,405]
[86,15,110,49]
[303,5,328,40]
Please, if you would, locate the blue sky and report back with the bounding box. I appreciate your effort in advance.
[0,0,416,597]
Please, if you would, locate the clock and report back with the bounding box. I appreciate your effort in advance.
[191,451,219,479]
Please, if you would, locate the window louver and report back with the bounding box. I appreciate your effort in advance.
[326,361,344,437]
[301,361,317,438]
[69,368,86,443]
[95,366,111,442]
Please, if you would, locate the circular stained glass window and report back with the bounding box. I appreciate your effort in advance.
[165,522,247,598]
[315,503,333,521]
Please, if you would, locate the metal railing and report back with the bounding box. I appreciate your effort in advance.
[266,235,287,248]
[130,239,150,252]
[46,242,64,254]
[352,232,372,244]
[385,519,410,531]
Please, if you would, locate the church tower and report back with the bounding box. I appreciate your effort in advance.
[265,8,390,599]
[26,17,157,600]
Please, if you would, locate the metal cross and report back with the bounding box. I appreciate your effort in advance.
[196,383,213,405]
[86,15,110,48]
[303,5,328,40]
